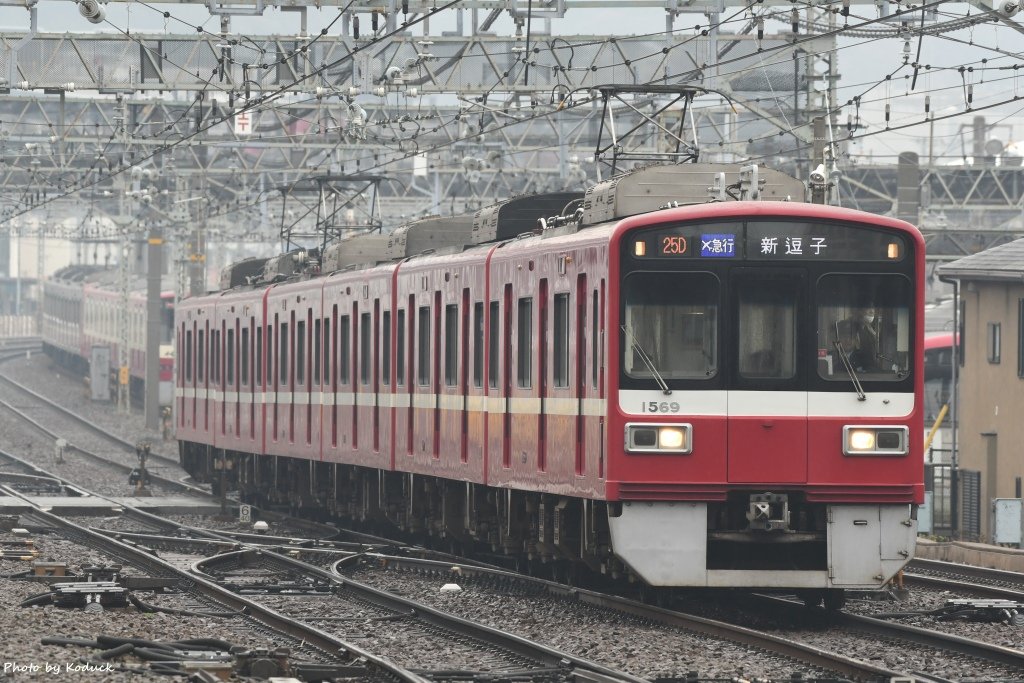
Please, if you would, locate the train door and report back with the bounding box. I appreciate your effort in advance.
[727,269,807,484]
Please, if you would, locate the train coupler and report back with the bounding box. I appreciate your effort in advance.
[745,493,791,532]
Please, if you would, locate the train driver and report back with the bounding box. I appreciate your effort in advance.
[838,306,880,372]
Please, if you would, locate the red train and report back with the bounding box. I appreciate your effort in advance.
[42,266,175,404]
[175,164,924,603]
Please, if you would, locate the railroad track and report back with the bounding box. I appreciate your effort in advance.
[905,558,1024,600]
[750,593,1024,680]
[8,505,426,681]
[0,357,181,469]
[2,453,647,683]
[331,553,926,681]
[195,547,655,683]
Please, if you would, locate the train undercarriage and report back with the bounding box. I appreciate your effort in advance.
[179,442,623,584]
[179,442,916,609]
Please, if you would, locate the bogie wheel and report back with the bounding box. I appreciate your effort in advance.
[823,589,846,611]
[799,590,823,608]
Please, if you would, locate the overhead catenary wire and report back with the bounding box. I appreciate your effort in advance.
[1,0,1021,225]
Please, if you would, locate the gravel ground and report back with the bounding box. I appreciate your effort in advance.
[6,351,1023,682]
[845,585,1024,650]
[0,355,192,494]
[0,527,283,682]
[344,565,837,681]
[0,353,172,461]
[345,563,1024,682]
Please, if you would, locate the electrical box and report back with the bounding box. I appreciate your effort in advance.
[89,345,110,402]
[991,498,1022,546]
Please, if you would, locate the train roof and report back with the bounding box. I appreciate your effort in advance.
[924,332,957,350]
[213,162,920,297]
[50,264,174,294]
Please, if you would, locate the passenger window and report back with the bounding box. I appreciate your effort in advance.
[554,293,569,388]
[517,298,532,388]
[339,316,351,385]
[279,323,289,385]
[445,304,458,386]
[297,320,306,385]
[418,306,431,386]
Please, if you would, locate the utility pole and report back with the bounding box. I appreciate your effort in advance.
[116,94,132,414]
[188,175,207,297]
[144,219,162,430]
[116,221,131,414]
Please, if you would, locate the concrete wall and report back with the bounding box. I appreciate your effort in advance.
[917,538,1024,572]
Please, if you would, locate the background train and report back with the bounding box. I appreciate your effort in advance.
[174,163,925,604]
[41,265,175,405]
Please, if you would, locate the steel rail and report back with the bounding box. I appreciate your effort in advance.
[908,558,1024,591]
[6,503,430,683]
[0,395,205,496]
[197,548,652,683]
[753,594,1024,672]
[0,369,180,468]
[328,553,910,681]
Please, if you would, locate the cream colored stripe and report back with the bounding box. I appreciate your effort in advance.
[184,388,608,417]
[581,398,606,416]
[438,394,464,411]
[509,397,542,414]
[412,393,437,409]
[544,397,579,416]
[356,392,378,407]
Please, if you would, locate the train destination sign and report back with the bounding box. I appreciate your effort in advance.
[745,221,905,262]
[631,221,906,262]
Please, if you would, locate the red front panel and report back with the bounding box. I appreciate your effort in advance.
[808,418,923,503]
[727,417,807,484]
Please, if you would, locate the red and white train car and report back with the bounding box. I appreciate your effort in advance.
[176,166,923,602]
[42,266,175,405]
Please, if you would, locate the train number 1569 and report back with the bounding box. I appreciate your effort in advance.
[644,401,680,413]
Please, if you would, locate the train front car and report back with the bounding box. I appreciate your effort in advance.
[604,202,924,602]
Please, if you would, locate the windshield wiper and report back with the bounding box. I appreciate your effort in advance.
[621,324,671,395]
[876,352,908,378]
[833,340,866,401]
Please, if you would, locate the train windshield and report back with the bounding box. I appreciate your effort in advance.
[622,272,718,380]
[816,274,912,382]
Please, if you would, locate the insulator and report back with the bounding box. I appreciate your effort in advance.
[967,84,973,104]
[791,8,799,33]
[372,11,379,31]
[402,0,409,14]
[756,16,764,40]
[885,103,891,123]
[353,15,359,39]
[924,95,930,113]
[842,0,850,16]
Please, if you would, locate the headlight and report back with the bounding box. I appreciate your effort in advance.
[625,423,692,454]
[843,425,909,456]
